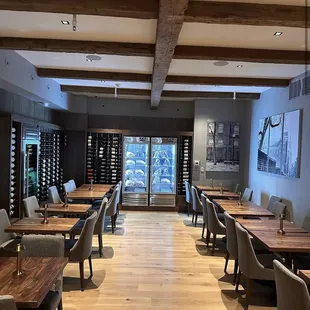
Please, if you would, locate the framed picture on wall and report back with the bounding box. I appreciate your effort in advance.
[257,109,301,178]
[206,121,240,172]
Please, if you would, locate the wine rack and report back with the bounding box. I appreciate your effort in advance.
[86,132,122,184]
[177,136,192,195]
[38,129,64,201]
[10,123,19,218]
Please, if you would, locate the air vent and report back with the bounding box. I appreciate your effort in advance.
[289,71,310,100]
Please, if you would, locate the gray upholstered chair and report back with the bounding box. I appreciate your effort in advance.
[201,194,209,239]
[235,222,274,304]
[106,187,119,234]
[241,188,253,202]
[274,260,310,310]
[191,186,203,227]
[23,196,41,218]
[185,181,192,216]
[63,182,72,193]
[65,211,97,291]
[48,186,63,204]
[270,201,286,219]
[266,195,282,212]
[68,179,77,191]
[0,209,17,253]
[71,198,108,257]
[21,235,64,310]
[233,184,240,194]
[206,199,226,255]
[0,296,16,310]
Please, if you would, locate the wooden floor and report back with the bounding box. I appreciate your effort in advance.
[62,212,276,310]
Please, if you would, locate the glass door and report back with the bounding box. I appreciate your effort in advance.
[122,136,150,206]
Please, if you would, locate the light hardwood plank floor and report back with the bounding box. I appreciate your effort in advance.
[63,211,276,309]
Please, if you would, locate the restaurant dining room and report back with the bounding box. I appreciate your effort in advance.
[0,0,310,309]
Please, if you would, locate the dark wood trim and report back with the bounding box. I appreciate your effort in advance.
[61,85,260,100]
[0,1,307,28]
[12,114,64,131]
[151,0,189,108]
[38,68,289,87]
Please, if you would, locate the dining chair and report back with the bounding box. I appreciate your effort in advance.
[23,196,41,218]
[21,235,64,310]
[106,187,119,234]
[48,186,63,204]
[201,194,209,239]
[274,260,310,310]
[266,195,282,213]
[241,188,253,202]
[65,211,97,291]
[68,179,77,191]
[71,198,108,257]
[206,199,226,255]
[191,186,203,227]
[235,222,274,304]
[0,209,17,254]
[0,295,16,310]
[63,182,72,193]
[184,181,192,216]
[270,201,286,219]
[233,184,240,194]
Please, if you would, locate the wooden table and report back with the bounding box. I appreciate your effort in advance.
[0,257,67,308]
[67,190,106,200]
[196,185,229,192]
[76,184,112,192]
[203,190,239,200]
[237,219,310,253]
[36,203,92,215]
[299,270,310,285]
[214,200,274,218]
[5,218,79,235]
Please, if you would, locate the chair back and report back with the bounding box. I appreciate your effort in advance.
[94,198,108,234]
[63,182,72,193]
[302,212,310,232]
[267,196,282,212]
[201,194,208,226]
[68,179,77,191]
[69,212,97,261]
[224,212,238,258]
[106,187,119,217]
[116,182,122,204]
[234,184,240,193]
[274,260,310,310]
[48,186,63,204]
[0,296,16,310]
[184,181,191,204]
[242,188,253,202]
[206,199,225,234]
[271,201,286,219]
[22,235,64,258]
[0,210,16,246]
[23,196,41,218]
[191,186,202,212]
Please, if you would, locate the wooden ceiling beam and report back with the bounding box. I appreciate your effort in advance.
[61,85,260,100]
[38,68,289,87]
[1,37,308,65]
[0,1,308,28]
[151,0,189,108]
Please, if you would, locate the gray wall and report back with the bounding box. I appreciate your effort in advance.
[192,99,251,191]
[246,86,310,225]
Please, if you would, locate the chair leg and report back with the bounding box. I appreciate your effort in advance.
[235,270,241,292]
[195,213,198,227]
[245,277,252,305]
[192,211,195,223]
[79,261,85,291]
[206,229,211,247]
[211,234,217,255]
[187,202,190,216]
[98,234,103,258]
[114,213,117,228]
[233,259,239,284]
[224,251,230,273]
[111,216,114,234]
[202,222,205,238]
[88,255,93,277]
[58,299,63,310]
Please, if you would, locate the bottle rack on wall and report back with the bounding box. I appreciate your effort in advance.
[86,132,122,184]
[38,129,64,201]
[177,135,193,195]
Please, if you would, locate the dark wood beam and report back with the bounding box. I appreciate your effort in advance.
[151,0,189,108]
[1,37,308,65]
[185,1,309,28]
[0,37,154,57]
[61,85,260,100]
[0,1,308,28]
[38,68,289,87]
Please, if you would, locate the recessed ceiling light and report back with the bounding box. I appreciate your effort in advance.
[86,58,92,62]
[86,55,102,62]
[237,65,243,68]
[61,20,70,25]
[274,32,283,36]
[213,61,229,67]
